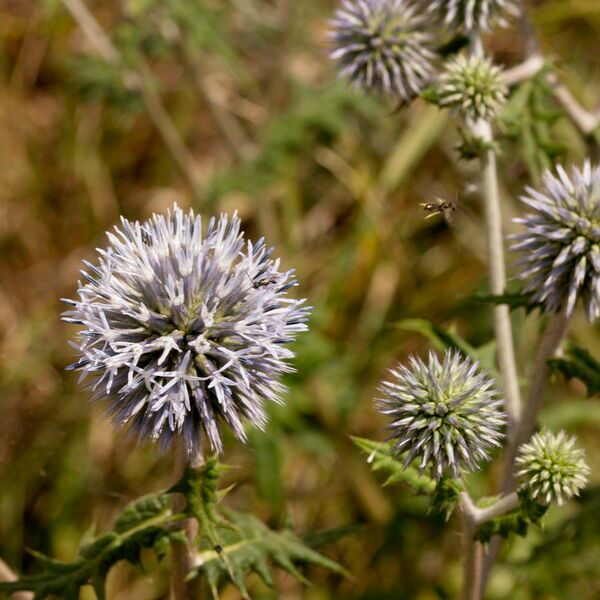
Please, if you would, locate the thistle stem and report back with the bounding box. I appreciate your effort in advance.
[472,120,522,434]
[0,558,33,600]
[479,310,572,594]
[459,33,522,600]
[461,511,484,600]
[170,446,203,600]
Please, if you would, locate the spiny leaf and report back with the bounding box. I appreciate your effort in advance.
[351,437,435,495]
[499,73,566,181]
[189,508,348,598]
[0,492,177,599]
[177,456,346,599]
[548,341,600,396]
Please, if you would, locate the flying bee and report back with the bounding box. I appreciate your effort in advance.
[141,230,153,246]
[420,197,460,227]
[246,272,278,289]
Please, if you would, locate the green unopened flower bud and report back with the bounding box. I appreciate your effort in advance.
[516,430,590,506]
[438,55,507,122]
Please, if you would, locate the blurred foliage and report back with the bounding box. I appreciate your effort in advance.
[0,0,599,598]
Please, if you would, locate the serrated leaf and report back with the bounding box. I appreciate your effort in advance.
[548,341,600,396]
[189,508,348,597]
[176,457,346,599]
[351,437,435,495]
[0,492,177,599]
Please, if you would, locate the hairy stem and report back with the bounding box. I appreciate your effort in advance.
[171,447,204,600]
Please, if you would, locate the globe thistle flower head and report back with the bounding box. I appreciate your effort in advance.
[511,161,600,322]
[329,0,437,103]
[63,205,310,459]
[428,0,518,32]
[516,430,590,506]
[438,55,507,122]
[377,350,506,480]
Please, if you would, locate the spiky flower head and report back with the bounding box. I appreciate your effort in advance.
[63,205,309,458]
[329,0,437,102]
[511,161,600,322]
[437,55,507,121]
[377,350,506,480]
[427,0,518,32]
[516,430,590,506]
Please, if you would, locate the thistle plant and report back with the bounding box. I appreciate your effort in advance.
[516,429,590,506]
[63,205,309,458]
[329,0,437,102]
[329,0,596,598]
[378,350,505,480]
[0,205,343,600]
[427,0,518,32]
[438,55,507,122]
[511,161,600,323]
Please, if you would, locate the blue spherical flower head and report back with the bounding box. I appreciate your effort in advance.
[63,206,310,459]
[427,0,518,32]
[378,350,506,480]
[511,161,600,323]
[329,0,437,102]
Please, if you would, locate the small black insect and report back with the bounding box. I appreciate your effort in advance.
[214,544,223,554]
[420,197,460,227]
[246,273,277,289]
[141,230,153,245]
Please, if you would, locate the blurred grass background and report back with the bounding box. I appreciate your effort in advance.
[0,1,599,598]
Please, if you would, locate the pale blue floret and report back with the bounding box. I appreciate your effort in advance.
[511,161,600,323]
[329,0,437,102]
[427,0,518,32]
[63,205,310,458]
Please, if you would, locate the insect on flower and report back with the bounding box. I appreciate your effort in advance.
[62,205,310,459]
[246,272,279,289]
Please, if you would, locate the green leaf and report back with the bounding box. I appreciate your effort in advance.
[499,72,566,181]
[548,341,600,396]
[431,478,463,520]
[190,509,348,598]
[0,492,177,599]
[471,291,541,314]
[392,318,476,355]
[351,437,435,495]
[178,457,347,599]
